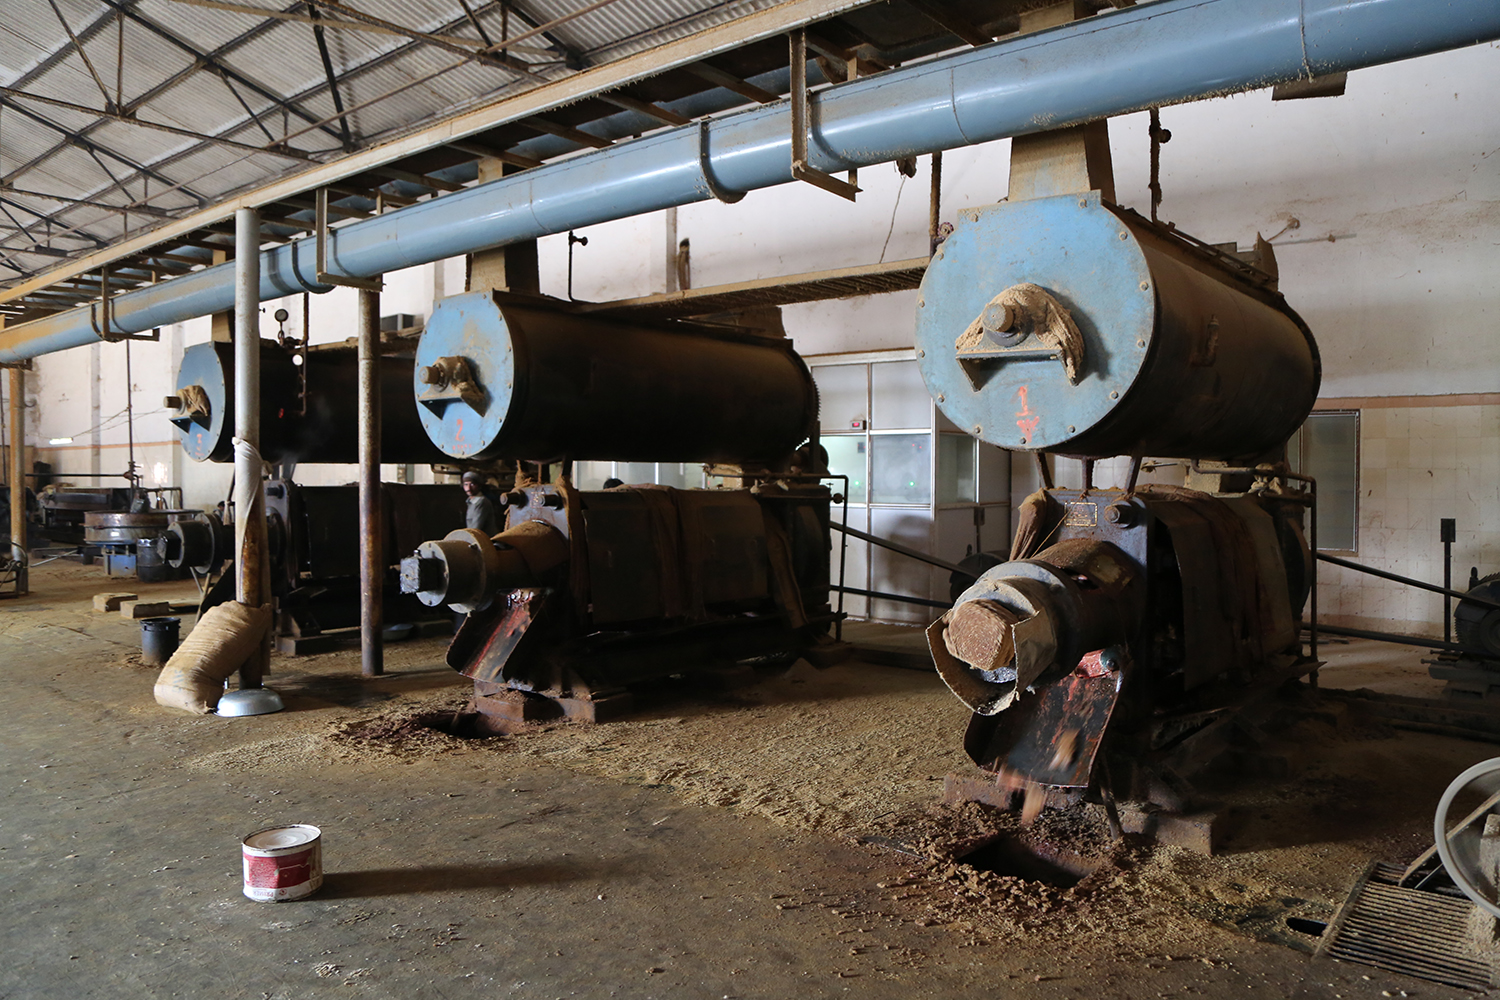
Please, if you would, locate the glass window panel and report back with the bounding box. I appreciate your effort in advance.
[811,364,868,432]
[824,435,867,503]
[575,460,611,491]
[1298,412,1359,551]
[976,443,1012,504]
[937,433,977,504]
[617,462,655,486]
[870,433,931,505]
[870,507,935,624]
[871,360,931,430]
[656,462,700,489]
[935,404,963,434]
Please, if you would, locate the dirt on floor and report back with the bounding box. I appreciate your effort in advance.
[4,559,1495,998]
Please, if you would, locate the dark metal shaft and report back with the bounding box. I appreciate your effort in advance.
[831,585,950,610]
[8,364,27,594]
[233,206,268,688]
[358,287,383,677]
[828,520,969,576]
[1318,552,1500,612]
[1307,622,1489,657]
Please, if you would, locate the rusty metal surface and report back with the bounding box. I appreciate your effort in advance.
[357,288,384,679]
[450,588,555,685]
[416,481,832,727]
[581,491,671,625]
[963,655,1123,787]
[82,509,195,543]
[414,292,818,463]
[171,340,449,465]
[577,257,928,320]
[936,481,1316,810]
[916,194,1319,459]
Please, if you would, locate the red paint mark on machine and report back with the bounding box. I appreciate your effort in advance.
[1014,383,1038,440]
[1014,385,1039,443]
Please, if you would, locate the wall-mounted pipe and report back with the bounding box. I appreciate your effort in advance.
[1,0,1496,363]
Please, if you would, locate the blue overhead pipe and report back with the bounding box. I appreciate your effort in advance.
[2,0,1496,362]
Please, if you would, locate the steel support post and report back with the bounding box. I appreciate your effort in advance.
[358,287,384,677]
[8,364,27,595]
[228,206,280,713]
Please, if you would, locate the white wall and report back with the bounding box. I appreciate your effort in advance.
[529,43,1498,395]
[18,39,1497,629]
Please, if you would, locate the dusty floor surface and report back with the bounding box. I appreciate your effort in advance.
[1,561,1495,998]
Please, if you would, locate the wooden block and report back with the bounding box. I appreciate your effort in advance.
[120,600,172,619]
[93,592,138,612]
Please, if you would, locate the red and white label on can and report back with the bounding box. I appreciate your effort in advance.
[241,824,323,902]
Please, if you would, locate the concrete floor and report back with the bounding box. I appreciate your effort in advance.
[1,561,1494,999]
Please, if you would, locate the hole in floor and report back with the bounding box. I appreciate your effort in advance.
[1285,916,1328,936]
[956,836,1100,888]
[414,710,490,738]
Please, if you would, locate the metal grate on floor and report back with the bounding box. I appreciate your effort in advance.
[1318,861,1495,992]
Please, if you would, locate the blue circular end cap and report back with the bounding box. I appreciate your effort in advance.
[173,341,228,462]
[916,194,1155,452]
[414,291,516,460]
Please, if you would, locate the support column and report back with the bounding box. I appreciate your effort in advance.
[226,206,282,714]
[358,288,383,677]
[8,363,27,596]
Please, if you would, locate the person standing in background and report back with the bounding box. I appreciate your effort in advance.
[462,471,499,535]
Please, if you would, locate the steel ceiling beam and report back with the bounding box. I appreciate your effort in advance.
[156,0,512,50]
[0,0,888,299]
[0,87,319,162]
[309,5,355,150]
[8,2,133,94]
[0,98,204,211]
[1,0,1495,361]
[103,0,346,145]
[4,0,520,259]
[501,0,591,70]
[304,0,526,72]
[44,0,119,111]
[0,0,327,253]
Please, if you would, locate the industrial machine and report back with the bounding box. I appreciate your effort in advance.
[175,479,467,653]
[917,182,1320,815]
[168,338,449,466]
[84,508,199,582]
[1426,570,1500,699]
[164,331,478,651]
[400,291,833,730]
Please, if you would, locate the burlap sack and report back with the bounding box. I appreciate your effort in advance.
[153,601,272,714]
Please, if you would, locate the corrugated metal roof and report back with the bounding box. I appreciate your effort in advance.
[1,0,1048,307]
[6,0,764,282]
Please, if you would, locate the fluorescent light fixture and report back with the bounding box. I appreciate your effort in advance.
[48,436,74,445]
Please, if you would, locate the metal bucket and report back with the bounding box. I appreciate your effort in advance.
[241,824,323,902]
[140,617,181,667]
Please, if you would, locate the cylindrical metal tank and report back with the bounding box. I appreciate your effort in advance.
[169,340,450,465]
[915,194,1320,460]
[413,292,818,463]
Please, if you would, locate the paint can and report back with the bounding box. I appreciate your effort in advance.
[241,824,323,901]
